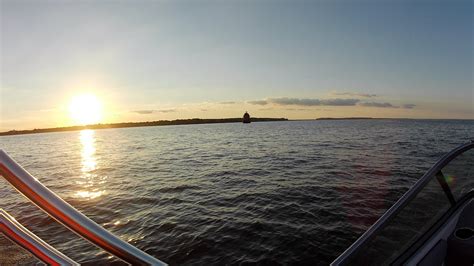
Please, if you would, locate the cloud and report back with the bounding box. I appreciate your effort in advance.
[269,97,359,106]
[285,108,310,111]
[332,92,378,98]
[358,102,416,109]
[269,97,321,106]
[402,104,416,109]
[246,97,415,110]
[133,110,154,114]
[319,98,360,106]
[132,109,176,114]
[247,100,268,105]
[219,101,236,104]
[157,109,176,113]
[359,102,397,108]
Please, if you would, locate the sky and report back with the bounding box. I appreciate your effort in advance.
[0,0,473,131]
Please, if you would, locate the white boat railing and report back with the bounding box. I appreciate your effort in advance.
[0,150,166,265]
[1,208,79,265]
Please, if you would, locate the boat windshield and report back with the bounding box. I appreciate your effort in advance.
[338,142,474,265]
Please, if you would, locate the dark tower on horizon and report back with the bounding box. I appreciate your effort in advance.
[243,112,251,123]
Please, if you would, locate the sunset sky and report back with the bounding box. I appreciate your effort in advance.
[1,0,472,131]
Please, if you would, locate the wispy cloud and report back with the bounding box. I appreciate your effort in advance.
[248,97,360,106]
[219,101,236,104]
[269,98,321,106]
[132,109,177,114]
[247,100,268,105]
[269,97,360,106]
[285,108,310,111]
[358,102,396,108]
[332,92,378,98]
[247,97,416,110]
[157,109,177,113]
[402,104,416,109]
[319,98,360,106]
[358,102,416,109]
[133,110,155,114]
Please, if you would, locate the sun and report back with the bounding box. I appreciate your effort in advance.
[69,94,103,125]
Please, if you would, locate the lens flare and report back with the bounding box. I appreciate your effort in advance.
[444,175,456,186]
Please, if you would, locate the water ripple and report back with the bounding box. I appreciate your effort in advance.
[1,119,473,264]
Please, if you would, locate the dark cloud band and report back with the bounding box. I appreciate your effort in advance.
[248,97,360,106]
[247,97,416,109]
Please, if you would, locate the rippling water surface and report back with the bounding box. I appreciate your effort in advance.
[1,119,473,265]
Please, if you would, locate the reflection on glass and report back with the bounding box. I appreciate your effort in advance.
[344,146,474,265]
[76,129,105,199]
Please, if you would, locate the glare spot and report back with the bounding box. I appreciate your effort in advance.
[69,94,103,125]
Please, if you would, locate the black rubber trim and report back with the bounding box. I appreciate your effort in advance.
[393,191,474,265]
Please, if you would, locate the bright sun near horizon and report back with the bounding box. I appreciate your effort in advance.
[68,94,103,125]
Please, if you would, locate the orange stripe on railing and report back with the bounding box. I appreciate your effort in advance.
[0,223,60,266]
[0,163,117,256]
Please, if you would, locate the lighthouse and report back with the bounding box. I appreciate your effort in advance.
[242,112,251,123]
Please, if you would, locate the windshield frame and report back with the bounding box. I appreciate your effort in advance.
[331,140,474,265]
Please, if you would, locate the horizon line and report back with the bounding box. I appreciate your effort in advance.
[2,116,474,137]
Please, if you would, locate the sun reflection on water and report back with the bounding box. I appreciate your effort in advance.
[76,129,105,199]
[81,130,97,172]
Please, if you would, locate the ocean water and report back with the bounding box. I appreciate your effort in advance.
[1,119,473,265]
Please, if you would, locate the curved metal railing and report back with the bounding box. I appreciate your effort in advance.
[0,150,166,265]
[1,209,79,265]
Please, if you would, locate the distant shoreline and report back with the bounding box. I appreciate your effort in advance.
[315,117,373,120]
[0,118,288,136]
[2,117,473,136]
